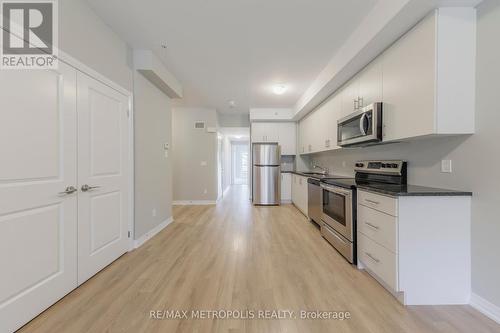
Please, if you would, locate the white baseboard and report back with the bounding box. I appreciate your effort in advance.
[173,200,217,205]
[133,217,174,249]
[281,200,292,204]
[471,293,500,324]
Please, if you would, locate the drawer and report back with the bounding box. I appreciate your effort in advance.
[358,232,398,291]
[358,190,398,216]
[321,223,354,263]
[358,205,398,253]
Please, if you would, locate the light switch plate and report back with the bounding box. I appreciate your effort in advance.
[441,160,452,173]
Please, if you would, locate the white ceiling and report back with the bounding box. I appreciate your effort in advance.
[86,0,377,113]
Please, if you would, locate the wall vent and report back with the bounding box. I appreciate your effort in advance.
[194,121,206,129]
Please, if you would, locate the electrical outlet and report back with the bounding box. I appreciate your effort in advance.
[441,160,453,173]
[152,208,157,217]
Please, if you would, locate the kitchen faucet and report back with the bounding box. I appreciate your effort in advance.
[312,163,329,175]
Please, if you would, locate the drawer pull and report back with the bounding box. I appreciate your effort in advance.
[365,199,380,205]
[365,252,380,263]
[365,222,380,230]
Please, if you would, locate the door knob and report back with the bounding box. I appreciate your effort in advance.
[59,186,77,195]
[81,184,101,192]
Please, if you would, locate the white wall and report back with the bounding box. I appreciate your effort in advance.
[60,0,175,239]
[304,0,500,309]
[60,0,133,90]
[172,108,218,202]
[133,72,173,239]
[217,113,250,127]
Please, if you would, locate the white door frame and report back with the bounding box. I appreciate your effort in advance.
[231,140,250,185]
[58,50,135,251]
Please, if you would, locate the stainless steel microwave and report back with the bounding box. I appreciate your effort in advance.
[337,103,383,147]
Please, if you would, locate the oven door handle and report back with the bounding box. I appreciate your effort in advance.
[320,184,351,196]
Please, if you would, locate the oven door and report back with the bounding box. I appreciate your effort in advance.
[321,184,353,241]
[337,103,382,147]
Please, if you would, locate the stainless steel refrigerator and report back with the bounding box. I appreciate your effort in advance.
[252,143,281,205]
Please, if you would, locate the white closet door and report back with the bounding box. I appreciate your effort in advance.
[0,62,78,333]
[76,72,131,285]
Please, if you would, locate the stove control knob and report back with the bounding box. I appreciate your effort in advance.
[381,163,387,168]
[391,163,399,168]
[355,163,364,168]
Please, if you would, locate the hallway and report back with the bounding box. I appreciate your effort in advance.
[19,186,499,333]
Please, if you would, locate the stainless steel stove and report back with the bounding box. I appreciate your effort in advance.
[319,161,407,264]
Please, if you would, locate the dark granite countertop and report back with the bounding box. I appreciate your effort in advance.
[286,171,335,180]
[356,183,472,197]
[285,171,472,197]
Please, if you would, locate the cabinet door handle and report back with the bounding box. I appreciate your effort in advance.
[359,97,363,108]
[354,99,359,110]
[365,199,380,205]
[365,222,380,230]
[365,252,380,263]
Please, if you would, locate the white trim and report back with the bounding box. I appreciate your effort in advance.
[127,94,135,251]
[133,217,174,249]
[58,51,131,97]
[470,293,500,324]
[223,186,231,197]
[281,200,292,204]
[173,200,217,206]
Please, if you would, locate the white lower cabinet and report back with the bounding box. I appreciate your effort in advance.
[291,174,308,216]
[281,173,292,203]
[358,232,398,291]
[357,190,471,305]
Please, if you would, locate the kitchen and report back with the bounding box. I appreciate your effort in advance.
[1,0,500,332]
[250,4,488,314]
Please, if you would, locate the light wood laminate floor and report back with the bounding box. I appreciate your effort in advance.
[19,186,500,333]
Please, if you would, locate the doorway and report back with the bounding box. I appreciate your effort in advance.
[231,141,249,185]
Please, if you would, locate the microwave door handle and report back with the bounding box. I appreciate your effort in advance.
[359,113,368,135]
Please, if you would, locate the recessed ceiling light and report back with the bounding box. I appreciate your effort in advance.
[228,100,236,108]
[272,84,287,95]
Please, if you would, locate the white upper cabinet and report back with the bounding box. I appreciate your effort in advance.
[325,92,342,150]
[358,57,383,110]
[251,122,268,142]
[251,122,278,142]
[277,122,296,155]
[339,59,383,118]
[340,77,360,117]
[299,113,314,154]
[299,89,342,155]
[298,8,475,151]
[251,122,296,155]
[382,9,475,142]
